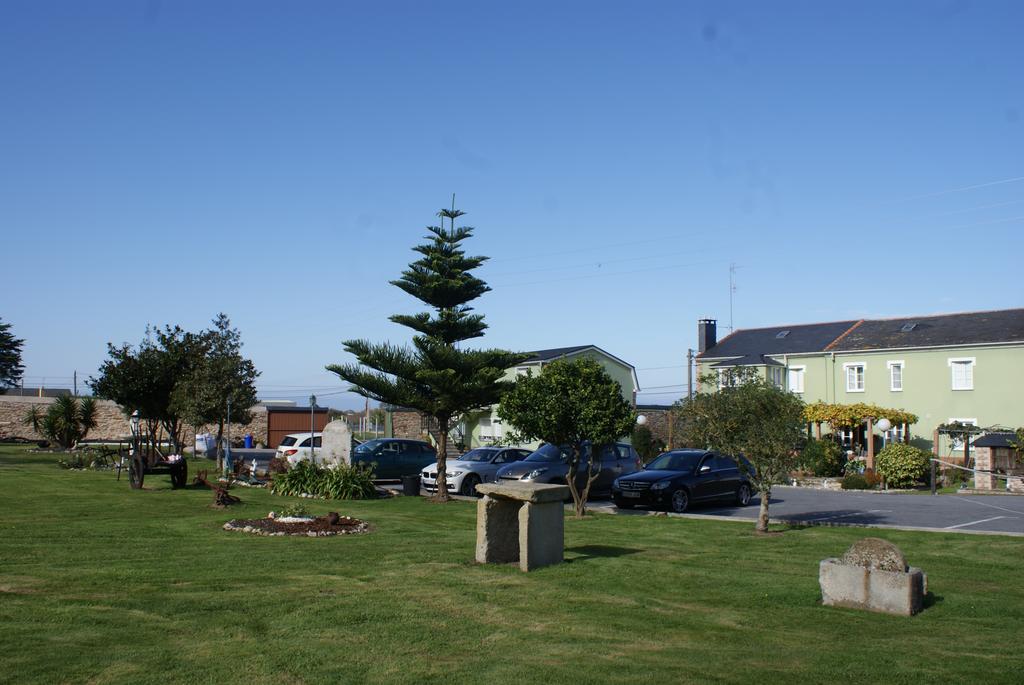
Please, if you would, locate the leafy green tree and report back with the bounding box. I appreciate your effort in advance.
[170,314,259,466]
[0,317,25,389]
[498,357,637,518]
[679,370,806,533]
[631,424,665,463]
[90,325,207,456]
[327,205,526,501]
[23,396,97,449]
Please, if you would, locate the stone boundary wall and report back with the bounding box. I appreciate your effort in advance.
[389,409,425,440]
[0,395,268,447]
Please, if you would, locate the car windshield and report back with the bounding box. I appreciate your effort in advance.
[646,451,704,472]
[524,444,573,463]
[458,448,498,462]
[354,439,385,453]
[279,437,297,447]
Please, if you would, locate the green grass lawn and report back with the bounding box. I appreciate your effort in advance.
[2,445,1022,684]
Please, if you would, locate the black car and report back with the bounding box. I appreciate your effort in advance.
[611,449,753,513]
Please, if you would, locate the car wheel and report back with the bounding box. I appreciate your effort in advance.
[460,474,481,497]
[669,488,689,513]
[736,483,752,506]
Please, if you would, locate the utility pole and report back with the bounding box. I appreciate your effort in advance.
[310,394,317,461]
[73,370,77,397]
[686,348,694,401]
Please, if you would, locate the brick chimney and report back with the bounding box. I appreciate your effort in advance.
[698,319,717,354]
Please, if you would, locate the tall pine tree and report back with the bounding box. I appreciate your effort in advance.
[327,205,526,501]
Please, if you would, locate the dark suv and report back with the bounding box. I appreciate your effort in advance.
[494,442,641,496]
[611,449,753,513]
[351,438,436,479]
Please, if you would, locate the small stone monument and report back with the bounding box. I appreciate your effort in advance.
[819,538,927,616]
[475,482,570,572]
[319,420,353,466]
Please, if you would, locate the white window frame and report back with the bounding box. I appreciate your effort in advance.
[948,357,976,391]
[887,360,904,392]
[515,366,531,377]
[843,362,865,393]
[768,366,784,388]
[787,365,805,394]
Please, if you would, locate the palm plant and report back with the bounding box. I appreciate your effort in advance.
[23,396,98,449]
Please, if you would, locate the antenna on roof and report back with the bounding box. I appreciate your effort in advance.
[728,263,740,332]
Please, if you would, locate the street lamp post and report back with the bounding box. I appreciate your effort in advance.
[877,418,892,448]
[310,395,317,461]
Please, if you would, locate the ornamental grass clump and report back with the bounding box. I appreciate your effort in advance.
[876,443,931,489]
[271,461,377,500]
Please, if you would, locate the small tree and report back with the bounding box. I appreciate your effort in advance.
[170,314,259,466]
[0,317,25,389]
[24,396,97,449]
[631,424,665,463]
[679,370,806,533]
[875,443,930,488]
[328,205,527,501]
[498,357,636,518]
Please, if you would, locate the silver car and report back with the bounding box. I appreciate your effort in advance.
[421,446,532,496]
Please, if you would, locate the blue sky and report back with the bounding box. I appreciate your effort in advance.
[2,1,1022,408]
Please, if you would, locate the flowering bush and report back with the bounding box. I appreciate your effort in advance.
[876,444,930,489]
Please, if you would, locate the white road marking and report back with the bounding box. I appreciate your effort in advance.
[945,516,1011,530]
[951,497,1024,516]
[807,509,891,522]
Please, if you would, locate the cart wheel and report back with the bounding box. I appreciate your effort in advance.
[171,461,188,489]
[129,454,145,489]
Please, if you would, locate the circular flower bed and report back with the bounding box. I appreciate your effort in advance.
[223,512,369,537]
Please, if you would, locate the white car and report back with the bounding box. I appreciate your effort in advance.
[421,446,532,496]
[276,432,323,466]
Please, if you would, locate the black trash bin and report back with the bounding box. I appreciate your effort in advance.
[401,474,421,497]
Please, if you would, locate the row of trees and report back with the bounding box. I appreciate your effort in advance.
[89,314,259,461]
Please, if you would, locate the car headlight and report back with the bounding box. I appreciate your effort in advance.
[651,480,671,491]
[449,470,463,477]
[527,468,547,479]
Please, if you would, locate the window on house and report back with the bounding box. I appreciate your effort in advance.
[888,361,903,392]
[768,366,783,388]
[717,368,729,389]
[844,363,865,392]
[788,366,805,393]
[948,418,977,453]
[949,358,975,390]
[515,366,530,377]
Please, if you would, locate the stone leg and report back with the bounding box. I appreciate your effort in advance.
[819,559,868,608]
[475,496,520,565]
[518,500,564,572]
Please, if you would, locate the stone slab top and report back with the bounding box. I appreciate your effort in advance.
[477,482,570,503]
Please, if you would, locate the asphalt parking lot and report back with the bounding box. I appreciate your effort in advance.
[592,486,1024,536]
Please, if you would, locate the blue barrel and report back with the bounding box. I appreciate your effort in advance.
[244,434,253,449]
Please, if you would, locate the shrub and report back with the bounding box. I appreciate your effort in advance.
[841,473,870,490]
[863,469,882,488]
[876,444,930,489]
[23,396,98,449]
[276,503,309,518]
[632,425,665,463]
[798,438,846,477]
[270,461,378,500]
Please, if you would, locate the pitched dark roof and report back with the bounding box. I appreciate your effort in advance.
[973,432,1017,449]
[829,309,1024,351]
[522,345,599,362]
[699,321,859,359]
[710,354,784,368]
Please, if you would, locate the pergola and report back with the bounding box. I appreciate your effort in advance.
[804,402,919,470]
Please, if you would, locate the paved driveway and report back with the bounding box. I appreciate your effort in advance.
[594,486,1024,536]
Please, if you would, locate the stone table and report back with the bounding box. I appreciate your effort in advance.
[475,482,570,572]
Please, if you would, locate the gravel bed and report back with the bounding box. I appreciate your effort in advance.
[223,513,369,537]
